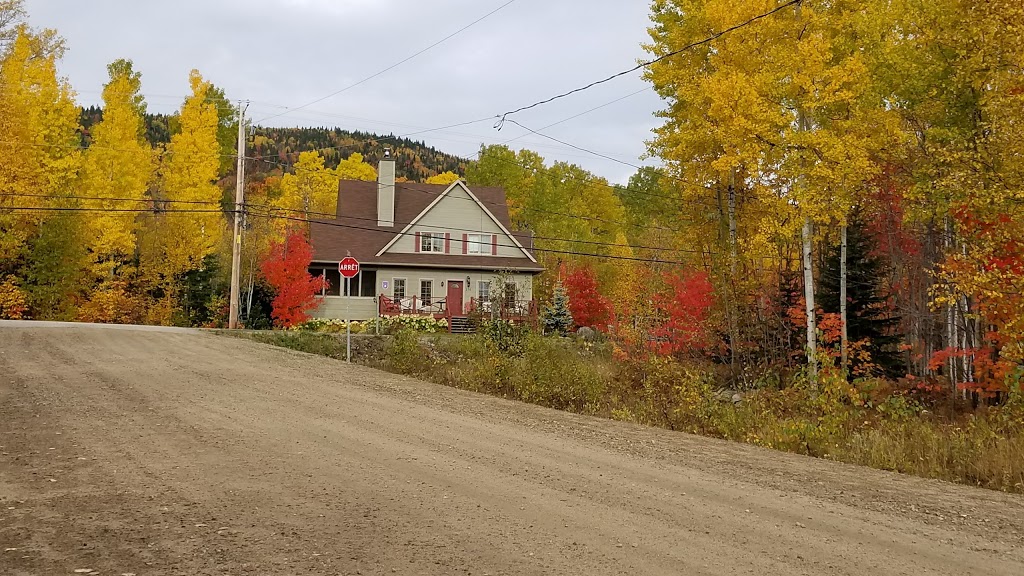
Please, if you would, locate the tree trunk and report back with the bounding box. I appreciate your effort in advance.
[727,169,739,382]
[840,224,848,373]
[803,217,817,380]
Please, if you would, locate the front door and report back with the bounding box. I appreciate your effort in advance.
[446,281,464,316]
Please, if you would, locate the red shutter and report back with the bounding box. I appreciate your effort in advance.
[445,233,451,254]
[414,231,420,252]
[491,234,498,255]
[462,233,468,254]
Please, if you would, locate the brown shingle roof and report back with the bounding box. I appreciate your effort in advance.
[309,180,542,273]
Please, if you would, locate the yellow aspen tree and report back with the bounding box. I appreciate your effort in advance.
[276,150,339,221]
[425,171,461,185]
[79,59,154,275]
[0,26,80,261]
[157,69,223,283]
[645,0,898,375]
[334,151,376,182]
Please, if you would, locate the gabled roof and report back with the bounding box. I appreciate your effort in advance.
[375,181,537,263]
[309,180,543,272]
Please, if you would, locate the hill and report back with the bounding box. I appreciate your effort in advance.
[78,106,469,182]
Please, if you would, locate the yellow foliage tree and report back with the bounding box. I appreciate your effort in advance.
[644,0,899,371]
[276,151,338,220]
[425,171,461,185]
[79,59,154,275]
[152,69,224,287]
[334,152,376,182]
[0,26,80,261]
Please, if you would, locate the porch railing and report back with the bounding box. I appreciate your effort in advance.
[378,295,447,317]
[378,294,539,331]
[467,298,538,324]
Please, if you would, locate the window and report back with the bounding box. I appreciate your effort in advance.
[420,280,433,306]
[360,270,377,297]
[393,278,406,300]
[420,232,444,253]
[324,269,341,296]
[504,281,517,308]
[307,267,341,296]
[467,233,491,254]
[477,280,491,302]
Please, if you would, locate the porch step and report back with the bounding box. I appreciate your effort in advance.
[449,316,476,334]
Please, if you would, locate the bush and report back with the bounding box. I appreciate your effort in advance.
[385,329,425,374]
[480,319,530,356]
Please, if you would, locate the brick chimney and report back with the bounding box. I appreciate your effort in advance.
[377,149,395,227]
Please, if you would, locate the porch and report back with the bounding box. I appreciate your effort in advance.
[378,295,538,333]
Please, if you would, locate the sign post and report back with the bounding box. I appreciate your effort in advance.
[339,257,360,363]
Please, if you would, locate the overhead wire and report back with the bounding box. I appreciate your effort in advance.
[243,202,700,255]
[494,0,803,125]
[243,209,691,265]
[255,0,519,124]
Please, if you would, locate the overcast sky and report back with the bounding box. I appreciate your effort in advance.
[24,0,664,184]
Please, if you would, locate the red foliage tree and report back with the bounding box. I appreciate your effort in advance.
[562,265,612,330]
[650,270,716,356]
[259,229,328,328]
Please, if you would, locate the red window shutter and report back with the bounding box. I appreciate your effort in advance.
[414,231,420,252]
[462,233,468,254]
[445,233,451,254]
[491,234,498,255]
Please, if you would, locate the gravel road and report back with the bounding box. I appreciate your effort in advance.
[1,322,1022,575]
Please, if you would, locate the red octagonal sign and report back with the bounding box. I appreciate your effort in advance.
[338,257,360,278]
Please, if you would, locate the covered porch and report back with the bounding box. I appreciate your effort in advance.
[378,295,538,333]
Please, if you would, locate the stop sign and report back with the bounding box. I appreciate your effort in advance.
[338,257,360,278]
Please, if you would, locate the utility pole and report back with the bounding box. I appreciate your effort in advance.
[229,101,249,330]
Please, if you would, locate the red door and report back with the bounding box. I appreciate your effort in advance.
[446,281,464,316]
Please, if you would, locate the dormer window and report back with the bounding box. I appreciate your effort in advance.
[420,232,445,253]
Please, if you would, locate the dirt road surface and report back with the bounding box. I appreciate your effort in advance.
[1,322,1022,575]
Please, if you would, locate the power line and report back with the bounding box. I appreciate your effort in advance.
[499,86,654,147]
[244,202,700,255]
[255,0,519,124]
[244,209,691,266]
[0,205,226,215]
[505,118,647,173]
[0,192,221,205]
[495,0,802,125]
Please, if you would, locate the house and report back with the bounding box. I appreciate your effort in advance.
[307,153,543,328]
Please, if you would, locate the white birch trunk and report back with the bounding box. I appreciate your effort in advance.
[803,217,817,380]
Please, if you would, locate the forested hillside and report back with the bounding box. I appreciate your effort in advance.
[80,106,468,182]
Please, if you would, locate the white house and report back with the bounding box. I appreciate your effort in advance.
[307,153,543,327]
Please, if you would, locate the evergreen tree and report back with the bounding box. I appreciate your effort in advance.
[819,219,903,378]
[541,284,574,336]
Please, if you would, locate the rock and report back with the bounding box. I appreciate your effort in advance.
[731,393,744,405]
[576,327,597,341]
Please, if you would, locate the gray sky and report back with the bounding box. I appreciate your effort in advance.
[25,0,664,184]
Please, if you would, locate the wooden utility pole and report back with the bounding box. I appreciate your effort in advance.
[228,101,249,330]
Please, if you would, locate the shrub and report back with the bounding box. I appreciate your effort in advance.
[385,329,425,374]
[480,318,530,356]
[0,276,28,319]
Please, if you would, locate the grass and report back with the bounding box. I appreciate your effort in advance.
[228,328,1024,494]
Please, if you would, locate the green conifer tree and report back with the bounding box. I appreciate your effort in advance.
[819,219,903,378]
[542,284,574,336]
